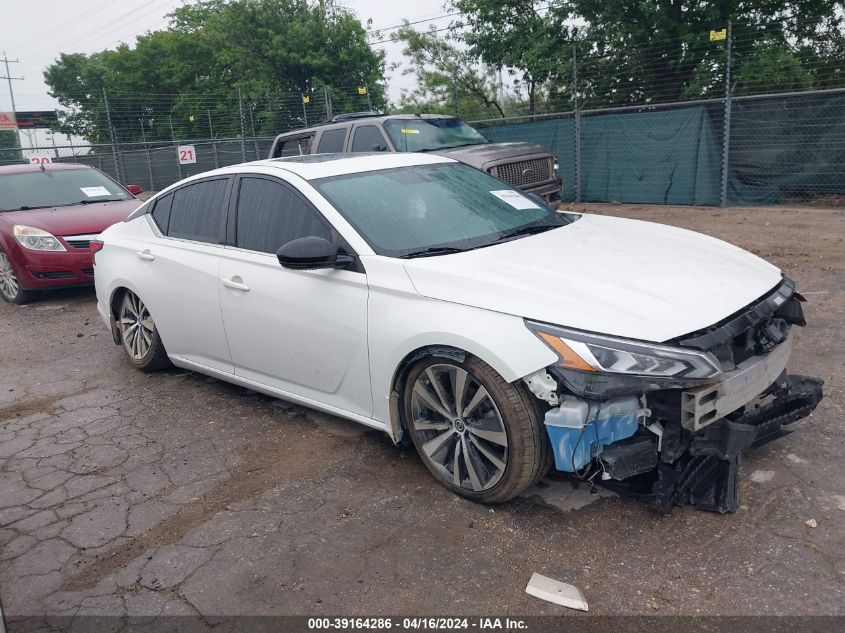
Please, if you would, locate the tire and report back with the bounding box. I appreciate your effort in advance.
[116,290,171,371]
[403,354,551,504]
[0,250,37,305]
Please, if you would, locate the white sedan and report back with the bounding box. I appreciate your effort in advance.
[93,153,822,511]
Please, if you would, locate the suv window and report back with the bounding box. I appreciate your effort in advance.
[351,125,388,152]
[316,128,347,153]
[166,178,228,243]
[235,177,332,254]
[275,135,313,157]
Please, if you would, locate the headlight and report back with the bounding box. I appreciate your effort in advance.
[14,225,66,251]
[553,158,560,180]
[527,320,721,380]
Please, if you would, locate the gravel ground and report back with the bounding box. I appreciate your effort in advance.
[0,203,843,626]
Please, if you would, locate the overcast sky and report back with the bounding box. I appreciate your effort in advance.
[0,0,451,114]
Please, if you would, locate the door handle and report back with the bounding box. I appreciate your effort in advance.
[136,250,155,261]
[222,277,250,292]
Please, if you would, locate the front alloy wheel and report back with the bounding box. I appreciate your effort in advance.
[118,290,170,371]
[404,355,551,503]
[0,250,34,304]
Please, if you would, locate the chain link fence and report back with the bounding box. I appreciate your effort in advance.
[1,137,277,193]
[0,84,376,193]
[474,88,845,207]
[4,88,841,207]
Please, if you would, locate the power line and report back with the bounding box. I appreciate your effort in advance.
[10,0,118,56]
[20,0,181,71]
[367,12,460,36]
[371,25,453,45]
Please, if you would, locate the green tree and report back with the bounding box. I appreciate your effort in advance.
[451,0,845,109]
[44,0,385,144]
[451,0,570,114]
[393,23,505,120]
[0,131,21,161]
[733,39,813,96]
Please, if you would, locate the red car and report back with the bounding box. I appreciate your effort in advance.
[0,163,142,304]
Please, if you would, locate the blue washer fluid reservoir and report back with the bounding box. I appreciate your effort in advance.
[544,395,647,472]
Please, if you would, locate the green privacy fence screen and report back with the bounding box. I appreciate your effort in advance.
[1,89,842,206]
[478,88,845,207]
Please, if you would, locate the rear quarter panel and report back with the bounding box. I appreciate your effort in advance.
[94,219,145,330]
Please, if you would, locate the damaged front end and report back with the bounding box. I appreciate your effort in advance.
[524,277,824,513]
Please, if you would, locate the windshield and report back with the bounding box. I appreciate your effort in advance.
[312,163,569,258]
[383,118,489,152]
[0,168,129,211]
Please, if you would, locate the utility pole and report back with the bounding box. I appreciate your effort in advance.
[1,52,23,150]
[1,53,22,116]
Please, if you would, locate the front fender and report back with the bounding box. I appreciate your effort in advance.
[366,269,557,430]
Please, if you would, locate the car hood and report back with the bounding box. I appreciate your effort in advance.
[432,142,552,168]
[0,199,141,236]
[402,213,783,342]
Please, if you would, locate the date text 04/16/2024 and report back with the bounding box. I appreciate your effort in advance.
[307,618,528,630]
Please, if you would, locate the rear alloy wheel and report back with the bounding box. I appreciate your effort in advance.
[404,355,550,503]
[0,250,35,305]
[118,290,170,371]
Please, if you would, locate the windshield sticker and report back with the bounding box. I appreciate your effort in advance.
[400,128,420,134]
[80,186,112,197]
[490,189,541,210]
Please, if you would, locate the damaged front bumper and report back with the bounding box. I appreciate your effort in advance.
[529,278,825,513]
[598,374,823,512]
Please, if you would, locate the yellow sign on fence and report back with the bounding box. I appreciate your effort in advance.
[357,86,368,95]
[710,28,727,41]
[302,95,310,104]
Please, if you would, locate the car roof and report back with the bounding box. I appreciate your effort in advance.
[217,152,455,181]
[273,113,462,137]
[0,162,93,175]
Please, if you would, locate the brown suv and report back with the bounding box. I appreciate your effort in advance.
[268,113,561,201]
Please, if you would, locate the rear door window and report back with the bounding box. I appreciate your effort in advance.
[316,128,348,153]
[151,193,173,233]
[351,125,388,152]
[234,177,333,254]
[166,178,229,243]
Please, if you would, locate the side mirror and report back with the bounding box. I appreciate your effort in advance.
[370,144,388,152]
[126,184,143,195]
[276,236,354,270]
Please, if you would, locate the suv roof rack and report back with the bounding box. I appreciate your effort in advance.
[330,111,383,123]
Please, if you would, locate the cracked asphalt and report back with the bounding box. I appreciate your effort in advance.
[0,204,843,627]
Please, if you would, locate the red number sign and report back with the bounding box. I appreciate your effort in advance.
[177,145,197,165]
